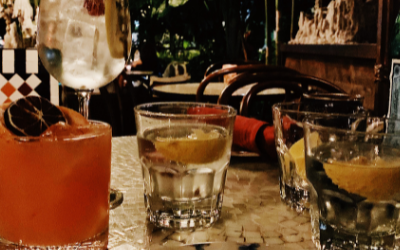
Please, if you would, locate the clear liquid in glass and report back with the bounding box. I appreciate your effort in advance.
[37,0,131,90]
[138,125,231,229]
[307,142,400,250]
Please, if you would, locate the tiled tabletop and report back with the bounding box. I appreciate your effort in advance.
[109,137,316,250]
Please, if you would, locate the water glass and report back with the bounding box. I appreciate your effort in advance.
[134,102,236,229]
[304,115,400,250]
[273,99,365,212]
[273,102,313,212]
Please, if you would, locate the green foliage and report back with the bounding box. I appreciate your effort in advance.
[129,0,267,81]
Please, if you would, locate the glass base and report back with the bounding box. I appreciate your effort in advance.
[319,220,398,250]
[280,182,310,212]
[145,193,223,229]
[148,209,220,229]
[310,200,321,249]
[0,228,108,249]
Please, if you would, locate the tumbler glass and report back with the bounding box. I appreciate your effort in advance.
[0,121,112,248]
[273,101,366,246]
[304,115,400,250]
[273,99,365,211]
[134,102,236,229]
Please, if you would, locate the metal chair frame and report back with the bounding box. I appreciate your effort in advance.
[218,72,345,105]
[196,64,298,102]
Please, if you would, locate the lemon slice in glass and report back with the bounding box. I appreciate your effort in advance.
[324,157,400,201]
[288,132,320,180]
[154,129,226,164]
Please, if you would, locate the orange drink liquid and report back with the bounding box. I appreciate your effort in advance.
[0,121,111,247]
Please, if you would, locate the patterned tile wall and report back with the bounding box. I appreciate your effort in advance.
[0,49,59,105]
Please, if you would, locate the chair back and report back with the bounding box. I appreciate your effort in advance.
[99,70,153,136]
[218,72,345,105]
[240,81,304,117]
[204,60,263,77]
[196,64,298,102]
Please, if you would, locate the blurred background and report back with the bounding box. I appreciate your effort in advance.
[0,0,398,136]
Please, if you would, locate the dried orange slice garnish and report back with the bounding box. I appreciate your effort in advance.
[154,129,226,164]
[324,157,400,201]
[4,96,66,136]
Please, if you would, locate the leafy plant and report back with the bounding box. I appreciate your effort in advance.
[129,0,266,81]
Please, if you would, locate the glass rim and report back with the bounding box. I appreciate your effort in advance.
[272,101,365,117]
[302,93,364,102]
[3,120,111,142]
[134,102,237,119]
[303,117,400,136]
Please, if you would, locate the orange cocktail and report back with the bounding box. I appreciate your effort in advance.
[0,105,111,247]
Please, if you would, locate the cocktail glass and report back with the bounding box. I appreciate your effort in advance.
[37,0,131,118]
[273,102,311,212]
[0,121,112,248]
[304,115,400,250]
[134,102,236,229]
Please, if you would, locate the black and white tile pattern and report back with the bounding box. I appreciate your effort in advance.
[0,49,58,105]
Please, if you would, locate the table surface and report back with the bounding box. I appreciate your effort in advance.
[109,137,315,250]
[152,82,285,97]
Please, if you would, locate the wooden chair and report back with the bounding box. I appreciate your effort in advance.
[203,60,264,78]
[239,82,304,117]
[196,64,299,102]
[218,72,345,105]
[99,71,153,136]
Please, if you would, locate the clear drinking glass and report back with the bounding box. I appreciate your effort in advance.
[304,115,400,250]
[134,102,236,229]
[273,101,366,247]
[273,100,365,210]
[273,103,310,212]
[37,0,132,118]
[0,121,112,248]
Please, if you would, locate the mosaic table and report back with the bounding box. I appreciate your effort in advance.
[109,137,316,250]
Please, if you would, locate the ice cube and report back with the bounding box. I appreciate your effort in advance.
[321,189,357,230]
[150,165,181,199]
[62,19,99,69]
[369,203,397,233]
[356,202,373,232]
[181,168,214,199]
[59,0,86,17]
